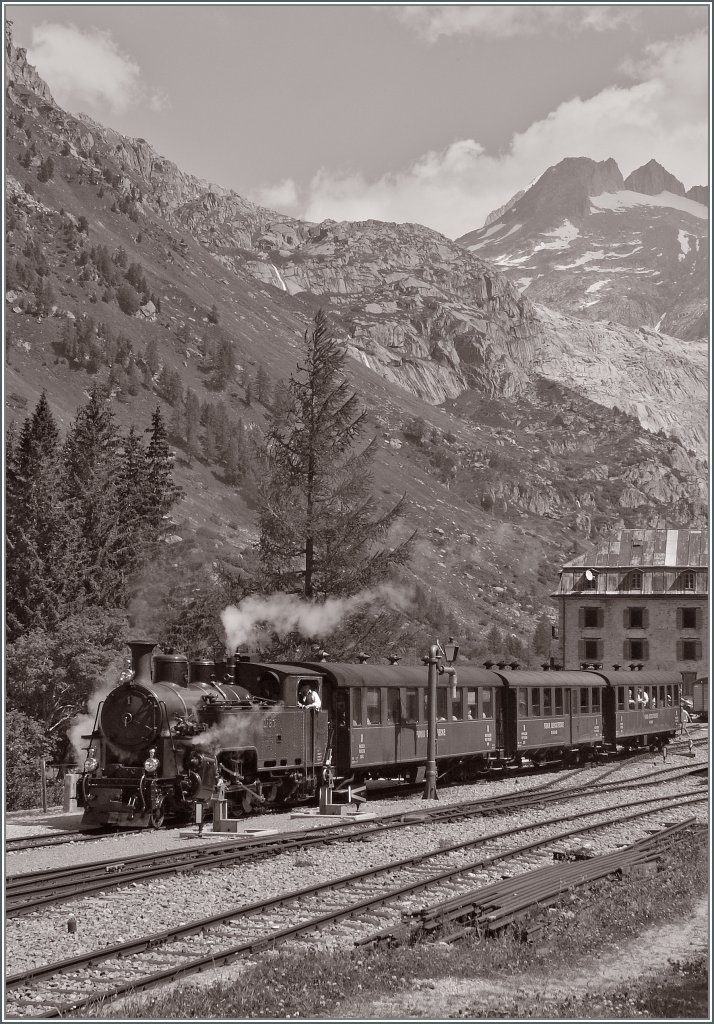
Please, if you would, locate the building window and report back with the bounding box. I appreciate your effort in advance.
[628,570,643,590]
[680,607,698,629]
[624,639,648,660]
[682,571,695,591]
[581,572,597,591]
[584,639,600,660]
[679,640,702,661]
[626,607,646,628]
[582,607,601,628]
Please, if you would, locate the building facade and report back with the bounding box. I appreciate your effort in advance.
[553,529,708,679]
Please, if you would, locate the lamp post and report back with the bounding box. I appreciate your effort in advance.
[423,637,459,800]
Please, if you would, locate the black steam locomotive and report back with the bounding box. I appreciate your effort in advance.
[77,640,683,829]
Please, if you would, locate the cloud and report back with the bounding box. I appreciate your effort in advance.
[249,178,300,211]
[254,31,707,238]
[27,22,167,115]
[394,4,637,42]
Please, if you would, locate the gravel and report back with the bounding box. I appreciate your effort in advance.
[6,747,708,981]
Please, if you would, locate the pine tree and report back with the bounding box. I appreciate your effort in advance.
[255,363,271,405]
[144,407,184,536]
[184,389,202,465]
[62,389,124,605]
[6,393,80,639]
[486,625,503,656]
[256,309,412,599]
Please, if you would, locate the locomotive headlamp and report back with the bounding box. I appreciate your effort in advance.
[83,748,99,773]
[144,749,160,773]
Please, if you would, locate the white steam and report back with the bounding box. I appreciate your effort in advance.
[67,667,118,764]
[221,585,412,654]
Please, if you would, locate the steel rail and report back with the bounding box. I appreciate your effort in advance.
[5,762,701,915]
[4,830,139,852]
[358,823,697,946]
[6,791,706,1019]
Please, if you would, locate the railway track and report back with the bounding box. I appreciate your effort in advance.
[5,790,706,1019]
[4,829,145,852]
[5,759,702,916]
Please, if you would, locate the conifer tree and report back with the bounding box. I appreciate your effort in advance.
[144,406,183,535]
[257,309,412,599]
[6,393,79,639]
[62,389,124,605]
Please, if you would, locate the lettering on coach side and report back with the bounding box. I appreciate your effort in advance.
[543,721,565,729]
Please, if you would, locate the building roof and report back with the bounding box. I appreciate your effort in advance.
[562,529,708,570]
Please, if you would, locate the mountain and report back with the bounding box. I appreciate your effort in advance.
[457,156,709,342]
[3,23,708,645]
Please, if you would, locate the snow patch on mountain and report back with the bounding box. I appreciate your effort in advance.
[533,219,579,252]
[677,230,691,261]
[556,250,605,269]
[590,191,707,220]
[586,280,609,294]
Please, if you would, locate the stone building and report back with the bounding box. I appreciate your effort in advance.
[552,529,708,679]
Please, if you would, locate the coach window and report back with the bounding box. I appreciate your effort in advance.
[366,688,381,725]
[436,688,448,722]
[617,686,625,711]
[543,687,552,716]
[591,688,601,713]
[531,688,541,717]
[467,688,478,720]
[386,688,400,725]
[405,688,419,723]
[554,688,563,716]
[659,685,666,707]
[674,683,681,705]
[580,688,589,714]
[666,685,673,706]
[352,689,363,726]
[451,691,463,721]
[518,688,528,717]
[481,686,493,719]
[650,688,657,708]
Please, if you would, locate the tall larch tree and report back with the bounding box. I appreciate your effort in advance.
[257,308,412,600]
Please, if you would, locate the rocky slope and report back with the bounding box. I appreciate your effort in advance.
[457,156,709,343]
[3,22,708,642]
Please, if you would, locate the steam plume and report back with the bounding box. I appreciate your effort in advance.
[221,585,411,653]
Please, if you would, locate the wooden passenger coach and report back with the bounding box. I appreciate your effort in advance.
[306,664,504,779]
[493,670,606,761]
[593,669,680,748]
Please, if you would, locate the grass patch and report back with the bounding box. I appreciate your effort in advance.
[94,830,708,1019]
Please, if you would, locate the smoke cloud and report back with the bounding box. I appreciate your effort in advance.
[221,585,412,654]
[67,667,118,764]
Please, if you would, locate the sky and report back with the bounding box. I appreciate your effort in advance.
[6,3,710,238]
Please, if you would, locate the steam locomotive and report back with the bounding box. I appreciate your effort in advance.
[77,640,683,829]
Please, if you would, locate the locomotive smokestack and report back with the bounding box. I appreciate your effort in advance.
[127,640,156,685]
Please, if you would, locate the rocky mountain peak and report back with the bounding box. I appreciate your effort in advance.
[686,184,708,205]
[624,159,685,197]
[5,20,54,105]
